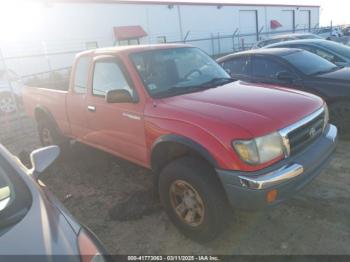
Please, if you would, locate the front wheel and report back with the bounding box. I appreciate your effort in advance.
[159,156,231,242]
[329,102,350,139]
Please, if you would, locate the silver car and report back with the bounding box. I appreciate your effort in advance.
[0,144,108,260]
[0,70,23,115]
[252,33,323,49]
[265,39,350,67]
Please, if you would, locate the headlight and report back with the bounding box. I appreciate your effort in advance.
[233,132,284,165]
[323,104,329,130]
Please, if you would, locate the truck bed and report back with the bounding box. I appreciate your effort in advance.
[22,86,70,136]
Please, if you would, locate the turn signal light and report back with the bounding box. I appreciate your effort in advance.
[266,189,278,203]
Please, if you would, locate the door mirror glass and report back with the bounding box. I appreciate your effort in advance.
[276,71,295,83]
[105,89,134,103]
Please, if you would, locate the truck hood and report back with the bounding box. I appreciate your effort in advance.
[160,81,323,137]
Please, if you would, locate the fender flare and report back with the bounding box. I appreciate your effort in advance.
[34,106,61,133]
[151,134,218,170]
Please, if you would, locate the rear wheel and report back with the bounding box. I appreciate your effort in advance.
[329,102,350,140]
[159,156,231,242]
[37,118,69,150]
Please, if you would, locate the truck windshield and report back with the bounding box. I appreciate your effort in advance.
[130,47,231,98]
[283,50,339,75]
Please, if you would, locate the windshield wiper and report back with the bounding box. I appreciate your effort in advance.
[197,77,235,88]
[152,77,235,98]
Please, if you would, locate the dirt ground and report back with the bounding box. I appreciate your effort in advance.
[1,115,350,255]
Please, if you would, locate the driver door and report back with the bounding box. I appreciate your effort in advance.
[85,56,147,165]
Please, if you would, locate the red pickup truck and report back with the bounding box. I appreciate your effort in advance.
[23,44,337,242]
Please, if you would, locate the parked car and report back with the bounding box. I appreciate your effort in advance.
[217,48,350,136]
[316,27,344,39]
[252,33,323,49]
[342,26,350,36]
[0,70,23,115]
[23,44,337,242]
[265,39,350,67]
[0,144,108,259]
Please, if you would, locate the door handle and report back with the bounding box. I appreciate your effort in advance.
[87,105,96,112]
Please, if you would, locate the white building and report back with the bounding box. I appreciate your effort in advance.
[0,0,320,76]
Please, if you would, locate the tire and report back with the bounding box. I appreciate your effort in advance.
[37,118,69,151]
[329,102,350,140]
[159,156,231,242]
[0,92,17,115]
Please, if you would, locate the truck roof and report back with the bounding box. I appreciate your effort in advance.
[77,43,190,57]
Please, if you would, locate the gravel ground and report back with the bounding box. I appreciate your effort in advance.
[1,114,349,255]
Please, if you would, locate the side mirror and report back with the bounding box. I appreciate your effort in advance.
[105,89,135,103]
[30,146,60,179]
[276,71,295,83]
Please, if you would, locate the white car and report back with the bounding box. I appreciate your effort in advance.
[316,27,344,39]
[0,70,23,115]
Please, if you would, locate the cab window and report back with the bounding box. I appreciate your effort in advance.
[92,60,133,97]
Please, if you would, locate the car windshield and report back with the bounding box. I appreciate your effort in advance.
[0,155,31,236]
[282,50,339,75]
[318,41,350,59]
[130,47,232,98]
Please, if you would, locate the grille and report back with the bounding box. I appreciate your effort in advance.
[287,110,325,155]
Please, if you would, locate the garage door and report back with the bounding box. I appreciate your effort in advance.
[239,10,258,46]
[282,10,295,31]
[299,10,311,31]
[239,10,258,36]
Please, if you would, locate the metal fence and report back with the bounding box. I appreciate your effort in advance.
[170,24,350,56]
[0,23,349,80]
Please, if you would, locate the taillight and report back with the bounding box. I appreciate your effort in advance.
[78,229,105,262]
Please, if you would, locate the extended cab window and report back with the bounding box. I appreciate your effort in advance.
[251,57,286,78]
[74,56,90,94]
[92,60,133,97]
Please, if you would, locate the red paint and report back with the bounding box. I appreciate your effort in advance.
[23,44,323,172]
[270,19,282,29]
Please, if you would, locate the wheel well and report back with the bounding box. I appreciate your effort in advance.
[151,141,218,195]
[34,107,60,133]
[151,142,215,175]
[35,108,50,123]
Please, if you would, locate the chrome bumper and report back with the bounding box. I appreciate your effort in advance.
[238,164,304,189]
[237,124,337,190]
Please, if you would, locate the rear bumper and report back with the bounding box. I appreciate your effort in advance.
[216,124,337,210]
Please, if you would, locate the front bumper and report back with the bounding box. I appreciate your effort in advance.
[216,124,338,210]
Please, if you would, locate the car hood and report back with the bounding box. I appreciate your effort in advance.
[317,67,350,81]
[158,81,323,137]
